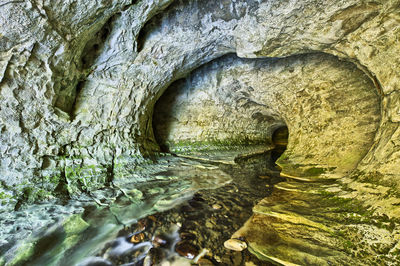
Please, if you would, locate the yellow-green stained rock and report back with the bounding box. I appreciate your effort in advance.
[224,239,247,252]
[63,214,89,236]
[233,179,400,265]
[8,242,35,266]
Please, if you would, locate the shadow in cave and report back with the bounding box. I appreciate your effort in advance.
[152,78,188,154]
[262,126,289,183]
[271,126,289,164]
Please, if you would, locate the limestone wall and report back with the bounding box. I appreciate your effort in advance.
[0,0,399,208]
[153,53,380,177]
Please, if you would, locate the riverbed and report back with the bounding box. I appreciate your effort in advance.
[1,148,280,265]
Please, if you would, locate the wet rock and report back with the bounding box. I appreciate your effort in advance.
[148,216,157,223]
[77,257,113,266]
[152,235,168,247]
[152,232,178,248]
[224,239,247,251]
[137,218,149,231]
[231,252,243,265]
[180,232,196,241]
[175,241,199,260]
[143,254,152,266]
[198,258,215,266]
[205,221,213,229]
[148,247,167,264]
[130,232,145,243]
[212,204,222,210]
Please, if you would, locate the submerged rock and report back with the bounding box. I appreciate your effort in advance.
[212,204,222,210]
[175,241,199,260]
[130,232,145,243]
[77,257,113,266]
[197,258,215,266]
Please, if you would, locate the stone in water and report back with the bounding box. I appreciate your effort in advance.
[224,239,247,251]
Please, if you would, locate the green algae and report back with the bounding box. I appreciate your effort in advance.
[64,164,108,194]
[304,167,326,176]
[62,214,89,235]
[8,242,35,266]
[166,139,270,153]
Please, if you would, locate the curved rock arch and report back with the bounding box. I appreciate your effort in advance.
[151,53,381,177]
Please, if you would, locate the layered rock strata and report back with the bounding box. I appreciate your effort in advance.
[153,53,380,177]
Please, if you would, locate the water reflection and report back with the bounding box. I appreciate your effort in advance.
[4,150,278,266]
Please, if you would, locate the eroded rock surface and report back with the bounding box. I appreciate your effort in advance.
[1,0,400,265]
[153,53,380,176]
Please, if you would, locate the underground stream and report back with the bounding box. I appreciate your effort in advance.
[23,144,286,266]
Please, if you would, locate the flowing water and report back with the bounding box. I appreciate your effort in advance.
[1,148,281,266]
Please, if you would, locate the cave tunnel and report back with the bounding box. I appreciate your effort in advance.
[270,126,289,168]
[151,53,380,179]
[2,0,400,265]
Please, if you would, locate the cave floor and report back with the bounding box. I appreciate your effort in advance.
[2,149,277,265]
[3,148,400,266]
[95,158,276,266]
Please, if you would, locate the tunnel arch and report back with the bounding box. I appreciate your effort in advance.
[150,52,381,178]
[270,125,289,166]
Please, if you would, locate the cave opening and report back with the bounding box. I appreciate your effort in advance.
[270,125,288,167]
[151,70,290,186]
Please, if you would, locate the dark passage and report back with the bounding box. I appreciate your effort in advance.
[271,126,289,165]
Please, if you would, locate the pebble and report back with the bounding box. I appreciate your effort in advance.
[223,238,247,251]
[205,221,213,229]
[130,232,145,243]
[212,204,221,210]
[175,241,199,259]
[137,218,148,231]
[148,215,157,222]
[143,254,152,266]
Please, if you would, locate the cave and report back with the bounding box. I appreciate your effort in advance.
[1,0,400,265]
[270,126,288,166]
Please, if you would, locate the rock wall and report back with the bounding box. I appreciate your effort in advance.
[153,53,380,176]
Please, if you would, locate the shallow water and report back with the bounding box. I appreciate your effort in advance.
[2,151,280,265]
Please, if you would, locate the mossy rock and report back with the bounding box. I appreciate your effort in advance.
[62,214,89,236]
[8,242,35,266]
